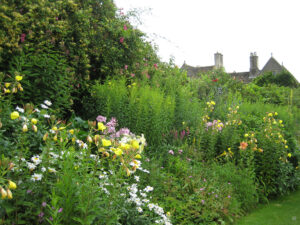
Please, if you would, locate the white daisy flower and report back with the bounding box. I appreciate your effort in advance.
[41,167,46,172]
[144,186,154,192]
[44,114,50,118]
[137,207,143,213]
[27,162,36,170]
[31,173,43,181]
[31,155,42,165]
[16,106,24,113]
[44,100,52,106]
[41,104,48,109]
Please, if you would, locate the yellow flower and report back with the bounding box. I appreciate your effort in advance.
[131,140,139,149]
[1,188,7,199]
[274,112,278,116]
[115,148,123,156]
[8,180,17,190]
[4,88,11,93]
[135,154,141,159]
[268,113,273,117]
[98,147,105,152]
[120,143,130,150]
[288,153,292,158]
[15,75,23,81]
[52,126,58,131]
[58,127,66,130]
[10,111,20,120]
[5,83,11,88]
[285,145,288,149]
[211,101,216,105]
[69,129,74,135]
[22,124,28,132]
[53,135,58,141]
[97,122,106,131]
[31,118,38,124]
[87,136,93,143]
[43,133,48,141]
[244,134,249,137]
[102,139,111,147]
[32,125,37,132]
[6,189,12,199]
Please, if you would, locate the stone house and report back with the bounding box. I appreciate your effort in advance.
[181,52,293,83]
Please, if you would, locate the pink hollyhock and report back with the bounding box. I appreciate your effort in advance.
[124,65,128,70]
[130,73,135,77]
[120,37,124,43]
[154,63,158,69]
[20,33,26,43]
[123,25,128,30]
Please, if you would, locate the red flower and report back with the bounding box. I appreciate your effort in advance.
[212,78,218,82]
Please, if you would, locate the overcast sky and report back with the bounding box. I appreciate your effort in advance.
[114,0,300,81]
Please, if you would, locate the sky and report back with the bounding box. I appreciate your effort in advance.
[114,0,300,82]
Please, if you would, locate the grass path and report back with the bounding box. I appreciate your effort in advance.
[235,189,300,225]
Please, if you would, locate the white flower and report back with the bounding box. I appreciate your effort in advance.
[137,207,143,213]
[49,152,59,159]
[148,203,155,211]
[31,173,43,181]
[35,108,40,113]
[31,155,42,165]
[41,167,46,172]
[16,106,24,113]
[44,114,50,118]
[41,104,48,109]
[44,100,52,106]
[142,199,149,203]
[141,193,147,198]
[144,186,154,192]
[134,176,140,182]
[27,162,36,170]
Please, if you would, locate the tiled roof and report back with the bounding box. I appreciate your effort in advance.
[181,63,215,77]
[229,72,251,83]
[260,57,284,75]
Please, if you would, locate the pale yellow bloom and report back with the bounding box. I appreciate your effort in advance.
[15,75,23,81]
[10,111,19,120]
[31,118,38,124]
[8,180,17,190]
[102,139,111,147]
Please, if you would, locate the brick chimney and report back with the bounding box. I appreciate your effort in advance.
[250,52,259,77]
[214,52,223,69]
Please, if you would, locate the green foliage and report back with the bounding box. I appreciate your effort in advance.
[253,71,299,88]
[84,78,176,147]
[8,49,74,116]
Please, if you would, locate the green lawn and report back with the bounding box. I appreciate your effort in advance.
[235,189,300,225]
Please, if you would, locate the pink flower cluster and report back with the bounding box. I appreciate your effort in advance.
[96,115,132,138]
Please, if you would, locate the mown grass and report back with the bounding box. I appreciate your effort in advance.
[235,188,300,225]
